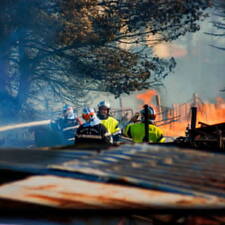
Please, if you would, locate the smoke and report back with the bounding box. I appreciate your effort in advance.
[153,43,187,58]
[159,16,225,106]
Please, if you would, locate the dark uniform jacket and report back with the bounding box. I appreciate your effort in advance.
[75,123,112,145]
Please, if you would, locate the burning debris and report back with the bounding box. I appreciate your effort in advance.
[160,96,225,137]
[134,90,225,151]
[136,91,225,145]
[175,107,225,151]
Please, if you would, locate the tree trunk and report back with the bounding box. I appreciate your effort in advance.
[15,42,31,116]
[0,53,17,122]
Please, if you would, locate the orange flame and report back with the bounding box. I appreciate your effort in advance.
[136,89,157,105]
[160,97,225,137]
[136,91,225,137]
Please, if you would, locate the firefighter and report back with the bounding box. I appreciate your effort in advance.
[51,104,82,145]
[75,107,112,145]
[123,105,165,143]
[97,100,121,142]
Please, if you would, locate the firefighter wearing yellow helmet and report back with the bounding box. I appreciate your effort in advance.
[97,100,121,142]
[124,105,165,143]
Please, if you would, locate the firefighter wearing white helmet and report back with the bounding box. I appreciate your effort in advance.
[75,106,112,145]
[98,100,111,110]
[97,100,121,142]
[51,104,82,145]
[124,105,165,143]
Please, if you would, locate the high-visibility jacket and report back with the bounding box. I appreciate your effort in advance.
[100,116,121,135]
[124,122,165,143]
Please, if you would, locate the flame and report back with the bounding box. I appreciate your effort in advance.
[136,92,225,137]
[196,97,225,125]
[136,89,157,105]
[160,97,225,137]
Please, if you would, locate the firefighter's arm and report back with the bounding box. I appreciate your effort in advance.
[130,112,140,123]
[112,118,121,135]
[123,124,132,138]
[76,117,83,125]
[156,127,166,143]
[113,124,121,135]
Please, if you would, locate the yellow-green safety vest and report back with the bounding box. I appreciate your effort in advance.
[100,116,120,135]
[124,122,165,143]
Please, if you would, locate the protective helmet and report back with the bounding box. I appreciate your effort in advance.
[140,105,156,121]
[97,100,110,109]
[63,104,75,119]
[82,107,96,121]
[63,104,71,111]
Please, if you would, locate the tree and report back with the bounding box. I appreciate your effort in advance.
[0,0,211,121]
[0,0,89,120]
[57,0,210,96]
[0,0,59,120]
[206,0,225,50]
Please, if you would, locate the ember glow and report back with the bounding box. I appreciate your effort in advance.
[136,90,225,137]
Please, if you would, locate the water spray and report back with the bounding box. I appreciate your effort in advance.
[0,120,51,132]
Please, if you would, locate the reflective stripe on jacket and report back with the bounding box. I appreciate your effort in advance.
[100,116,120,134]
[124,122,164,143]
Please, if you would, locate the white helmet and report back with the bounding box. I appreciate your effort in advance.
[63,105,75,119]
[82,107,95,119]
[82,106,100,125]
[97,100,110,109]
